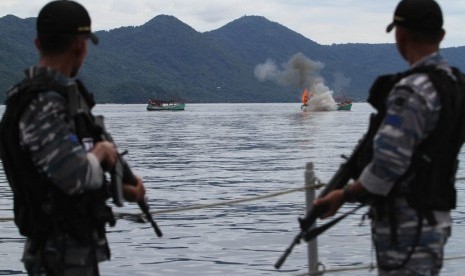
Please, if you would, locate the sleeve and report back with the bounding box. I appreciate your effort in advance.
[359,75,440,196]
[19,91,104,195]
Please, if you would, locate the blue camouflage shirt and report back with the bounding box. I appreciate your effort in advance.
[17,66,104,195]
[359,52,452,227]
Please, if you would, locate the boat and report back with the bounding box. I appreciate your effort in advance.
[146,99,185,111]
[300,88,313,110]
[335,90,353,111]
[337,100,353,111]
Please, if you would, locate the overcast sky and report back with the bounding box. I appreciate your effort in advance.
[2,0,464,47]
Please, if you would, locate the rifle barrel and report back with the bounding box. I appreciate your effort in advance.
[121,160,163,238]
[138,199,163,237]
[274,232,302,269]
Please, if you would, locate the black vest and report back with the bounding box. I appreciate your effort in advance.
[358,65,465,211]
[0,69,114,244]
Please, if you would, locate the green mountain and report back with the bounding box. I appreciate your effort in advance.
[0,14,464,103]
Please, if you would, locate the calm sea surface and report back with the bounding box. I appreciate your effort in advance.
[1,103,465,275]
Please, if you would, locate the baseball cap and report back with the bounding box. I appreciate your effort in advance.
[37,0,99,45]
[386,0,443,33]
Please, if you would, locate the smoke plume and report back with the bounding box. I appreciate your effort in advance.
[331,71,352,94]
[254,52,337,111]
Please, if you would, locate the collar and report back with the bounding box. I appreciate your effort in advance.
[410,52,446,69]
[24,66,74,87]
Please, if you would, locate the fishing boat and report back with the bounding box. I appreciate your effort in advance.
[146,99,185,111]
[337,100,353,111]
[335,90,353,111]
[300,88,313,111]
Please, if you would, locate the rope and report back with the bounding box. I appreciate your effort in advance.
[115,174,465,217]
[117,182,324,216]
[0,182,325,221]
[294,263,376,276]
[1,174,465,220]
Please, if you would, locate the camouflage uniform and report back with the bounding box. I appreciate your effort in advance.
[359,53,452,275]
[7,67,109,275]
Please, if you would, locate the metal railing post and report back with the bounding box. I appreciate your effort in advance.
[305,162,318,274]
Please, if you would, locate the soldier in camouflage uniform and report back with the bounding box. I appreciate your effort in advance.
[0,1,146,275]
[314,0,465,275]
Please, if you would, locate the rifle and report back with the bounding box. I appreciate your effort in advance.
[274,116,377,269]
[94,116,163,237]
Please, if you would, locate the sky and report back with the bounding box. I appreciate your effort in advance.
[1,0,465,48]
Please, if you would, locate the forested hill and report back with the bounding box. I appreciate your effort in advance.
[1,14,464,103]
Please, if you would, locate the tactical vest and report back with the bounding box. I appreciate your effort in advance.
[357,65,465,212]
[0,70,114,245]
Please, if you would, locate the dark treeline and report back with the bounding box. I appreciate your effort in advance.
[1,14,464,103]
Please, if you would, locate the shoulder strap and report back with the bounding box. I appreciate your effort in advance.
[66,79,95,118]
[367,65,437,114]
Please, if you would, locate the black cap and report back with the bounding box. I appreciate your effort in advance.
[386,0,443,33]
[37,0,98,44]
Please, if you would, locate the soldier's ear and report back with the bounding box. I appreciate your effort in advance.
[34,38,41,51]
[73,38,87,57]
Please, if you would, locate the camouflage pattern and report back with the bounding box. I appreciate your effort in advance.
[372,198,450,276]
[9,67,108,275]
[358,53,453,274]
[18,67,103,194]
[23,232,108,276]
[359,53,450,196]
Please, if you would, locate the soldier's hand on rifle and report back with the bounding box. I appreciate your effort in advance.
[92,141,117,170]
[314,181,367,219]
[313,189,345,219]
[123,175,146,203]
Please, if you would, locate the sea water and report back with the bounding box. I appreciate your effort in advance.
[1,103,465,275]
